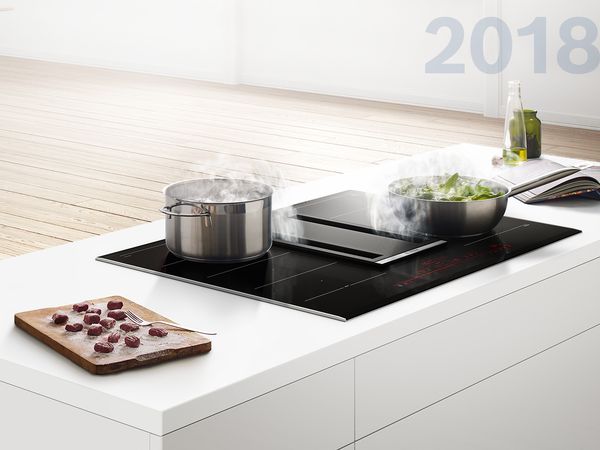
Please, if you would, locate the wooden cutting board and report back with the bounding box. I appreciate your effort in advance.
[14,295,211,375]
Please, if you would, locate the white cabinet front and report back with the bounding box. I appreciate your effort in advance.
[356,322,600,449]
[155,360,354,450]
[355,257,600,438]
[0,381,149,450]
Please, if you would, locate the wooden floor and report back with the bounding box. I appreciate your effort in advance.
[0,56,599,260]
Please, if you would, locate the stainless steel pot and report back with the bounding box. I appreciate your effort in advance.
[160,178,273,263]
[388,167,579,238]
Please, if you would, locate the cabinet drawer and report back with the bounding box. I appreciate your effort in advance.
[0,381,149,449]
[156,360,354,450]
[356,323,600,450]
[356,257,600,438]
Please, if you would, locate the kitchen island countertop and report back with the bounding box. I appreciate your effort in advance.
[1,144,599,438]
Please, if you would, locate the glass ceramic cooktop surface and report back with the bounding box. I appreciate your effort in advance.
[98,192,580,321]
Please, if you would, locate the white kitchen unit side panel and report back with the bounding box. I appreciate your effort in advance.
[151,360,354,450]
[0,381,149,449]
[356,321,600,450]
[355,257,600,438]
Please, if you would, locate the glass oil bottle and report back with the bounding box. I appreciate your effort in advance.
[502,80,528,166]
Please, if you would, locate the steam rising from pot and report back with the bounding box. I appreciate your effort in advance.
[167,178,272,204]
[178,157,304,242]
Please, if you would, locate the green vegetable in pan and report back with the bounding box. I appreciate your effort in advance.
[390,173,504,202]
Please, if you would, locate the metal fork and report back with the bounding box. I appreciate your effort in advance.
[125,310,217,335]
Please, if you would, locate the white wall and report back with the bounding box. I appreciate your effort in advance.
[500,0,600,128]
[0,0,598,129]
[0,0,237,82]
[239,0,485,113]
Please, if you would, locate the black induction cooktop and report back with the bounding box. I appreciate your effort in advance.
[97,191,580,321]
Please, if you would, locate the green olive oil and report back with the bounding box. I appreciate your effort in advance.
[502,147,528,166]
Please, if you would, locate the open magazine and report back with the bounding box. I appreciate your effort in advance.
[497,158,600,204]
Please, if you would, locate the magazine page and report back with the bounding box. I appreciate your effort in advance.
[497,158,600,203]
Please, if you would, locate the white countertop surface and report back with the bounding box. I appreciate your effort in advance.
[1,144,599,436]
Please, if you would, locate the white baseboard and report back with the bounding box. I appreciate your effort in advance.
[237,77,484,115]
[0,47,238,85]
[539,111,600,131]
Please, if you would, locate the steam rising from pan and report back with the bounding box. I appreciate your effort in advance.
[366,148,501,236]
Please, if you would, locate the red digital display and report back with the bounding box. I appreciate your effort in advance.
[397,243,513,287]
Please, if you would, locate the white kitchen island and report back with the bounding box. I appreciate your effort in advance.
[1,145,599,449]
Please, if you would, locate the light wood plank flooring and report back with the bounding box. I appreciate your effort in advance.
[0,56,598,260]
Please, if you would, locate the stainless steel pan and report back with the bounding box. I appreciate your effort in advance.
[388,167,579,238]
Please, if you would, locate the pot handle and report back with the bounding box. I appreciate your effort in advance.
[508,167,581,197]
[160,202,211,219]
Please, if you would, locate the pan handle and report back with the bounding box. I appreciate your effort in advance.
[508,167,581,197]
[160,202,211,218]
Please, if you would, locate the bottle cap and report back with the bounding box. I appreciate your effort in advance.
[508,80,521,93]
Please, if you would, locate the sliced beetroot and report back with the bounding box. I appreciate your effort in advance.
[120,322,139,332]
[73,302,89,313]
[88,307,101,315]
[124,335,140,348]
[87,324,103,336]
[94,342,114,353]
[51,313,68,324]
[100,318,116,330]
[83,313,101,325]
[107,310,126,321]
[107,300,124,310]
[107,332,121,343]
[65,323,83,332]
[148,327,168,337]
